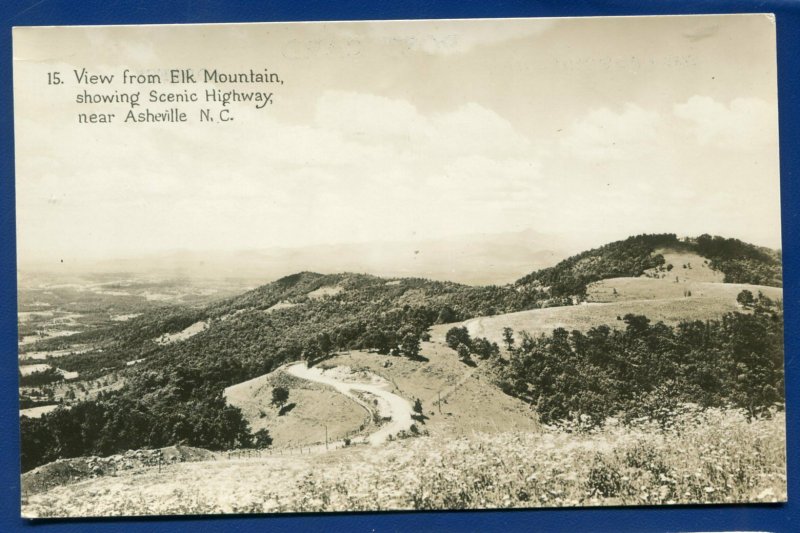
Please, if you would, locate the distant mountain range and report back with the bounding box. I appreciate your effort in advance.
[18,229,582,286]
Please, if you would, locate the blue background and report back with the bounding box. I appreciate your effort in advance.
[1,1,798,531]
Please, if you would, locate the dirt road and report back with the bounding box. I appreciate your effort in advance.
[285,363,413,445]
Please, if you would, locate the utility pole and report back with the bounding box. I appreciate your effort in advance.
[325,424,328,450]
[438,391,442,414]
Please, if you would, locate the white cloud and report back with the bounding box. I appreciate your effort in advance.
[559,104,661,160]
[314,91,530,157]
[365,19,555,56]
[16,90,545,255]
[673,96,777,149]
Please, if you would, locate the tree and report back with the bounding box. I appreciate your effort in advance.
[317,332,333,356]
[271,386,290,408]
[623,314,650,336]
[400,332,421,359]
[737,289,755,308]
[502,327,515,351]
[303,340,323,361]
[446,326,471,351]
[472,337,499,359]
[413,398,423,416]
[456,343,471,363]
[437,306,457,324]
[253,428,273,449]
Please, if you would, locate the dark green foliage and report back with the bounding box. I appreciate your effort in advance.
[20,391,253,472]
[271,386,290,408]
[471,337,499,359]
[516,234,678,297]
[737,289,755,308]
[500,297,784,425]
[502,327,515,351]
[515,233,782,300]
[19,367,63,387]
[445,326,471,351]
[456,343,471,362]
[253,429,273,449]
[401,332,421,359]
[695,234,782,286]
[413,398,423,416]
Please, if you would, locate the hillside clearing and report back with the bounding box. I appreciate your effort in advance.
[307,285,344,299]
[20,405,60,418]
[155,320,207,345]
[587,278,781,303]
[285,363,413,445]
[323,346,540,436]
[224,369,366,448]
[432,280,782,347]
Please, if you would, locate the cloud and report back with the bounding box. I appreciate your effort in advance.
[364,19,555,56]
[559,104,661,160]
[314,91,531,157]
[16,90,544,254]
[673,96,777,149]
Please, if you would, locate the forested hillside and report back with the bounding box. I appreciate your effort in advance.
[21,273,542,471]
[515,233,782,298]
[495,293,784,426]
[20,234,784,473]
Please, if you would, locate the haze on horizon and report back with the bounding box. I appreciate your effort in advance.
[13,15,782,276]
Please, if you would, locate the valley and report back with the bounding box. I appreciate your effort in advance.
[17,234,786,516]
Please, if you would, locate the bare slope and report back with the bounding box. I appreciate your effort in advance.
[323,344,540,436]
[22,410,785,517]
[224,339,539,450]
[224,370,366,448]
[284,363,413,445]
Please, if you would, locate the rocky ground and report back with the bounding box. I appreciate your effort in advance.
[22,445,216,497]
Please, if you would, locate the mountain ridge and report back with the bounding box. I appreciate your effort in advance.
[19,233,783,473]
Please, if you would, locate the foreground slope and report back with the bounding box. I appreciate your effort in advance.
[22,408,785,517]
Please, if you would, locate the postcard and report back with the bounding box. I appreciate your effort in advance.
[13,15,785,517]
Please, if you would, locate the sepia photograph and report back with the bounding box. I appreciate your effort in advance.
[12,14,785,518]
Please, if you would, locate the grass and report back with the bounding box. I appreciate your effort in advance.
[22,406,785,517]
[427,251,781,348]
[224,369,367,447]
[324,347,540,436]
[587,278,783,303]
[431,281,782,348]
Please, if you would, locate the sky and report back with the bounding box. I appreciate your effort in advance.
[13,15,781,269]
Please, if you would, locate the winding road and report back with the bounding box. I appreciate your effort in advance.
[285,363,413,445]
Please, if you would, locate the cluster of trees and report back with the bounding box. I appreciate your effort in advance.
[445,326,500,363]
[515,234,678,297]
[19,367,63,387]
[694,234,782,286]
[21,391,254,472]
[515,233,782,300]
[497,292,784,426]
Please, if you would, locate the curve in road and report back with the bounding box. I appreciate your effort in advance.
[285,362,413,445]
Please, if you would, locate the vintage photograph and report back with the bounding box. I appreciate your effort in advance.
[13,15,785,517]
